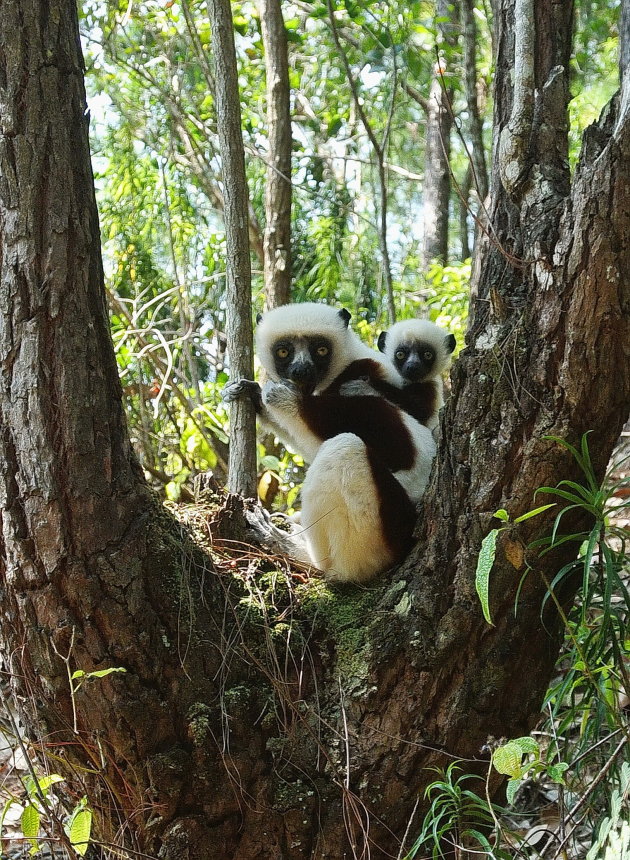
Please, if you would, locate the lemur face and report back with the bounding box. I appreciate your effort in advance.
[271,335,333,393]
[392,342,437,382]
[378,322,456,384]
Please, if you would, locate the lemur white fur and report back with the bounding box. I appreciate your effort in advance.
[223,303,436,582]
[254,304,435,502]
[300,434,402,582]
[255,302,396,391]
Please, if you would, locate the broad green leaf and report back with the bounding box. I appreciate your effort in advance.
[260,455,281,472]
[22,803,40,853]
[511,737,539,755]
[492,741,524,778]
[84,667,126,680]
[493,509,510,522]
[506,777,523,806]
[32,774,64,795]
[475,529,498,625]
[22,776,36,798]
[69,805,93,857]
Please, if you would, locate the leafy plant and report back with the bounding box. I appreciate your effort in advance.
[0,772,92,857]
[406,763,507,859]
[491,736,569,806]
[474,504,556,625]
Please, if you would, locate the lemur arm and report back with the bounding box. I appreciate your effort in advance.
[261,380,417,473]
[324,358,439,424]
[222,379,305,455]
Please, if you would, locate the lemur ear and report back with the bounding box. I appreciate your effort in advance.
[338,308,351,328]
[377,331,387,352]
[256,312,263,324]
[444,333,456,354]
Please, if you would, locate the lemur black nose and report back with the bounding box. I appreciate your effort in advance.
[402,358,424,382]
[289,361,316,386]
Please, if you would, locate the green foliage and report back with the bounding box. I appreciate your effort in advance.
[570,0,621,167]
[420,434,630,857]
[0,772,91,858]
[71,665,127,692]
[586,762,630,860]
[406,763,506,859]
[474,504,556,625]
[423,260,472,343]
[492,737,568,806]
[530,437,630,796]
[66,797,93,857]
[82,0,619,500]
[476,527,498,625]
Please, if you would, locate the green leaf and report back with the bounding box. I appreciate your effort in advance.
[493,509,510,522]
[511,736,540,756]
[84,667,127,681]
[68,804,93,857]
[492,741,524,778]
[475,529,498,625]
[547,762,569,784]
[260,455,281,472]
[506,778,523,806]
[465,828,495,852]
[32,774,64,796]
[21,803,40,854]
[513,503,556,523]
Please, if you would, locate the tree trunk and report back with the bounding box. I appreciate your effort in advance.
[0,2,628,859]
[259,0,293,310]
[459,164,472,260]
[421,0,457,271]
[207,0,258,498]
[460,0,489,204]
[327,0,397,324]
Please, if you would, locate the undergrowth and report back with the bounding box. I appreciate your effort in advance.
[407,435,630,859]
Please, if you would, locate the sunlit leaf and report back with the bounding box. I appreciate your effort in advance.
[475,529,498,626]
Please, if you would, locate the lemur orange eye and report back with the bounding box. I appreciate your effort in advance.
[316,346,329,356]
[395,349,406,360]
[424,350,433,361]
[276,347,289,359]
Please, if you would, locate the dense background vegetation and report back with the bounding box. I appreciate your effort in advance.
[80,0,619,504]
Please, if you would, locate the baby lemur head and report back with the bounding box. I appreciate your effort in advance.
[377,319,456,383]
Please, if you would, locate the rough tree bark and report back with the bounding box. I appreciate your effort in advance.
[207,0,258,498]
[0,2,628,860]
[258,0,293,309]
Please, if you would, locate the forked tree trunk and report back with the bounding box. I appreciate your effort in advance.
[0,2,628,859]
